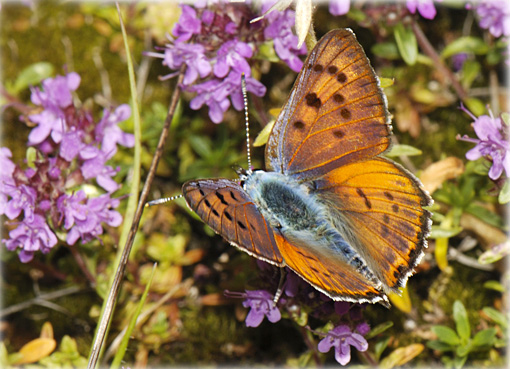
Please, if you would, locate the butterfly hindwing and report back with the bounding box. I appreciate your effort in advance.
[272,231,387,305]
[313,158,432,290]
[265,29,391,180]
[183,179,283,266]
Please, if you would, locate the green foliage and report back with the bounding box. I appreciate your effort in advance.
[394,23,418,65]
[427,300,498,369]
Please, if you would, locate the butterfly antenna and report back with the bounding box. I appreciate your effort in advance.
[145,194,183,207]
[241,73,252,174]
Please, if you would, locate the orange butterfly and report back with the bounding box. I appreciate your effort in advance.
[183,29,432,306]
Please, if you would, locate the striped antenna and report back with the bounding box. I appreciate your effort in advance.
[145,194,183,207]
[241,73,252,174]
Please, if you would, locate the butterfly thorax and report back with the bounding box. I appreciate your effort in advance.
[244,170,382,289]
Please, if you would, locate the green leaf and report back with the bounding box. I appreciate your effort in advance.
[465,203,503,228]
[464,97,486,117]
[11,62,54,94]
[432,326,460,346]
[374,336,391,361]
[385,144,422,157]
[472,328,496,347]
[483,280,505,292]
[456,342,472,357]
[188,135,212,158]
[460,60,481,89]
[253,120,275,147]
[365,321,394,339]
[453,354,468,369]
[453,300,471,343]
[441,37,489,59]
[426,340,455,352]
[501,112,510,126]
[379,77,394,88]
[394,23,418,65]
[428,226,462,239]
[499,180,510,204]
[372,42,400,60]
[482,307,508,328]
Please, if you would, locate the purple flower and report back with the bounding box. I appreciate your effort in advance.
[150,42,212,86]
[189,70,265,123]
[406,0,437,20]
[3,214,58,263]
[2,184,37,221]
[30,72,80,110]
[263,5,308,72]
[213,39,253,78]
[59,191,122,245]
[28,72,81,146]
[95,104,134,157]
[173,5,202,42]
[318,325,368,366]
[452,52,469,71]
[242,290,281,327]
[329,0,351,16]
[471,0,510,38]
[458,105,510,180]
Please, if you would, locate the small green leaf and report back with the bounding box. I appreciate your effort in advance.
[11,62,54,94]
[188,135,212,158]
[441,36,489,59]
[460,60,481,89]
[365,321,394,339]
[426,340,454,352]
[483,280,505,292]
[379,77,394,88]
[432,326,460,346]
[385,144,422,157]
[453,300,471,343]
[428,226,462,239]
[501,112,510,126]
[465,203,504,228]
[464,97,486,117]
[499,180,510,204]
[394,23,418,65]
[472,328,496,347]
[253,120,275,147]
[482,307,508,328]
[452,354,468,369]
[374,336,391,361]
[26,147,37,169]
[372,42,400,60]
[456,343,472,357]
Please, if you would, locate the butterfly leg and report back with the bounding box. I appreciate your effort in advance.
[272,267,287,305]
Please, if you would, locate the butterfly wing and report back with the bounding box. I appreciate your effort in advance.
[265,28,391,180]
[182,179,283,266]
[313,158,432,291]
[272,230,388,305]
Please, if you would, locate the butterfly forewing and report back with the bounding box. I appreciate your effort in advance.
[265,29,391,180]
[183,179,284,265]
[314,158,432,290]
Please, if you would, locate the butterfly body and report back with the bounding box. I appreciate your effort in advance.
[183,29,432,306]
[244,169,380,287]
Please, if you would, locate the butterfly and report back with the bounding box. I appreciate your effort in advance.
[182,29,432,306]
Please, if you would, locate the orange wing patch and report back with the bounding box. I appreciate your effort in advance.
[314,158,432,290]
[273,232,387,304]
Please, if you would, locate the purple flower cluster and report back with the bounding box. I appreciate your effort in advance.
[406,0,438,20]
[470,0,510,38]
[1,73,133,262]
[329,0,438,20]
[148,1,307,124]
[458,104,509,180]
